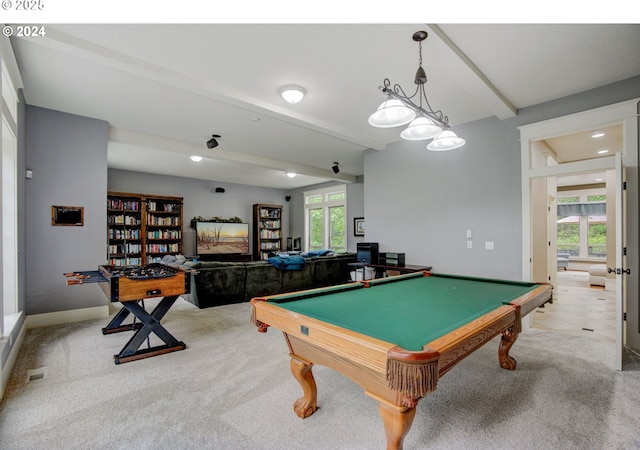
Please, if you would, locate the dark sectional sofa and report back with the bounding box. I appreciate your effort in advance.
[181,253,356,309]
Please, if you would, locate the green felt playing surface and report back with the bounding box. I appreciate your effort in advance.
[271,273,539,351]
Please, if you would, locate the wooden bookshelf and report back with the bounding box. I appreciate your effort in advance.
[253,204,283,260]
[107,192,183,266]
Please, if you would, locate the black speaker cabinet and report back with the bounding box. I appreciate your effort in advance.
[356,242,379,265]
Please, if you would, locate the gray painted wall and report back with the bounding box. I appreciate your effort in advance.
[364,78,640,279]
[107,169,289,257]
[363,77,640,351]
[365,116,522,278]
[25,106,108,315]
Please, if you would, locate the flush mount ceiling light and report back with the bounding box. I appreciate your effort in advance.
[368,30,465,151]
[332,162,340,174]
[285,171,297,178]
[279,85,306,104]
[190,155,203,162]
[207,134,221,149]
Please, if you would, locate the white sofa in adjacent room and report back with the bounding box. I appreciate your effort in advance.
[589,264,607,286]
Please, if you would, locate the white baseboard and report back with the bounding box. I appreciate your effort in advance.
[26,305,110,329]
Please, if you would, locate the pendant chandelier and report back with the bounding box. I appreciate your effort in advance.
[368,30,465,151]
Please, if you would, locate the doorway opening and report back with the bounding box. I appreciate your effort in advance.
[519,98,639,370]
[533,172,616,344]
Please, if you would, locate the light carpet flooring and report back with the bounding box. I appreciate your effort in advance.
[1,290,639,449]
[532,270,616,343]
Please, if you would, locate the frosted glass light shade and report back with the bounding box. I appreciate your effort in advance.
[280,85,306,104]
[400,116,443,140]
[368,98,415,128]
[426,130,465,151]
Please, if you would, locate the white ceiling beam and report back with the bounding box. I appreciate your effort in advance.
[109,128,357,183]
[428,25,517,120]
[28,28,383,151]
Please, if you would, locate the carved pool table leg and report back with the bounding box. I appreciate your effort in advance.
[290,356,317,418]
[498,327,519,370]
[378,401,417,450]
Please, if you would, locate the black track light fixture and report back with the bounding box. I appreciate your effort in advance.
[332,162,340,174]
[207,134,221,149]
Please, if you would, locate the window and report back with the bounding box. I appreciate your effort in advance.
[304,185,346,253]
[557,190,606,258]
[1,57,20,337]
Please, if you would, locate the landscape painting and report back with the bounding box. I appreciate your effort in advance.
[196,222,249,255]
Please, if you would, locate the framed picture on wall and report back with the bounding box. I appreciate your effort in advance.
[52,206,84,226]
[354,217,364,236]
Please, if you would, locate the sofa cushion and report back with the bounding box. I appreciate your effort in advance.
[189,263,247,308]
[312,255,351,288]
[244,261,283,301]
[282,259,314,293]
[589,264,607,286]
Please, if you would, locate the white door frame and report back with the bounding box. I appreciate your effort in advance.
[519,98,639,370]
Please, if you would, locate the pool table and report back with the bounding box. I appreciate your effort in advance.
[250,271,552,449]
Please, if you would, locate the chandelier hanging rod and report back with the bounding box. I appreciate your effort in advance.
[379,78,451,131]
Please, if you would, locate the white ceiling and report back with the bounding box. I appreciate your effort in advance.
[9,23,640,189]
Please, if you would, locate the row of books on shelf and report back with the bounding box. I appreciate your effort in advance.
[108,243,142,255]
[260,229,280,239]
[260,219,280,228]
[147,229,181,239]
[107,198,140,211]
[146,243,180,253]
[108,214,140,225]
[259,208,280,218]
[146,215,181,226]
[109,228,140,240]
[260,242,281,250]
[147,201,181,212]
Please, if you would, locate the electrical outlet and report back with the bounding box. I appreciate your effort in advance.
[466,229,472,239]
[485,241,494,250]
[467,240,472,249]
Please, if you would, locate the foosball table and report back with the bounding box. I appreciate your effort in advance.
[65,263,192,364]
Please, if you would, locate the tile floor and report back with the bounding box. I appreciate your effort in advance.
[531,270,616,343]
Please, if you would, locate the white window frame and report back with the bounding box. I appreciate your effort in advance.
[303,184,347,252]
[557,187,606,259]
[1,53,21,338]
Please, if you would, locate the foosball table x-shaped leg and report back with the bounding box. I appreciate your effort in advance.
[107,295,186,364]
[102,305,143,334]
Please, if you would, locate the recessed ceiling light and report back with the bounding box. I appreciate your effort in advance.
[595,178,604,182]
[591,131,605,138]
[597,149,609,154]
[190,155,203,162]
[285,171,296,178]
[279,85,306,104]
